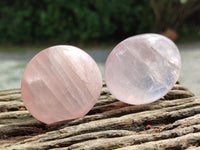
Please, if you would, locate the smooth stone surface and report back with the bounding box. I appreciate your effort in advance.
[21,45,102,124]
[105,34,181,105]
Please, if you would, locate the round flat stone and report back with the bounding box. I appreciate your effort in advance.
[105,34,181,105]
[21,45,102,124]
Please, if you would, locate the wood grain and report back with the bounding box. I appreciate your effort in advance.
[0,82,199,150]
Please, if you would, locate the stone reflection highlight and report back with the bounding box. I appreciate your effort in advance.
[105,34,181,105]
[21,45,102,124]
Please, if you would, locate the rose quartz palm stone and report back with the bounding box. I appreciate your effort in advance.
[105,34,181,105]
[21,45,102,124]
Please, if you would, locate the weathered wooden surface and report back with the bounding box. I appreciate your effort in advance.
[0,82,199,150]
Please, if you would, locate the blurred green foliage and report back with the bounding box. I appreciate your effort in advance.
[0,0,199,44]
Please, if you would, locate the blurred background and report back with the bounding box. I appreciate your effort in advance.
[0,0,200,95]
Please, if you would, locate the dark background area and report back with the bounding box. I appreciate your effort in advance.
[0,0,199,46]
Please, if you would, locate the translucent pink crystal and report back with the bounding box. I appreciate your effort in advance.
[21,45,102,124]
[105,34,181,105]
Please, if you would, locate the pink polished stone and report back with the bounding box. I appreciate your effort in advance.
[21,45,102,124]
[105,34,181,105]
